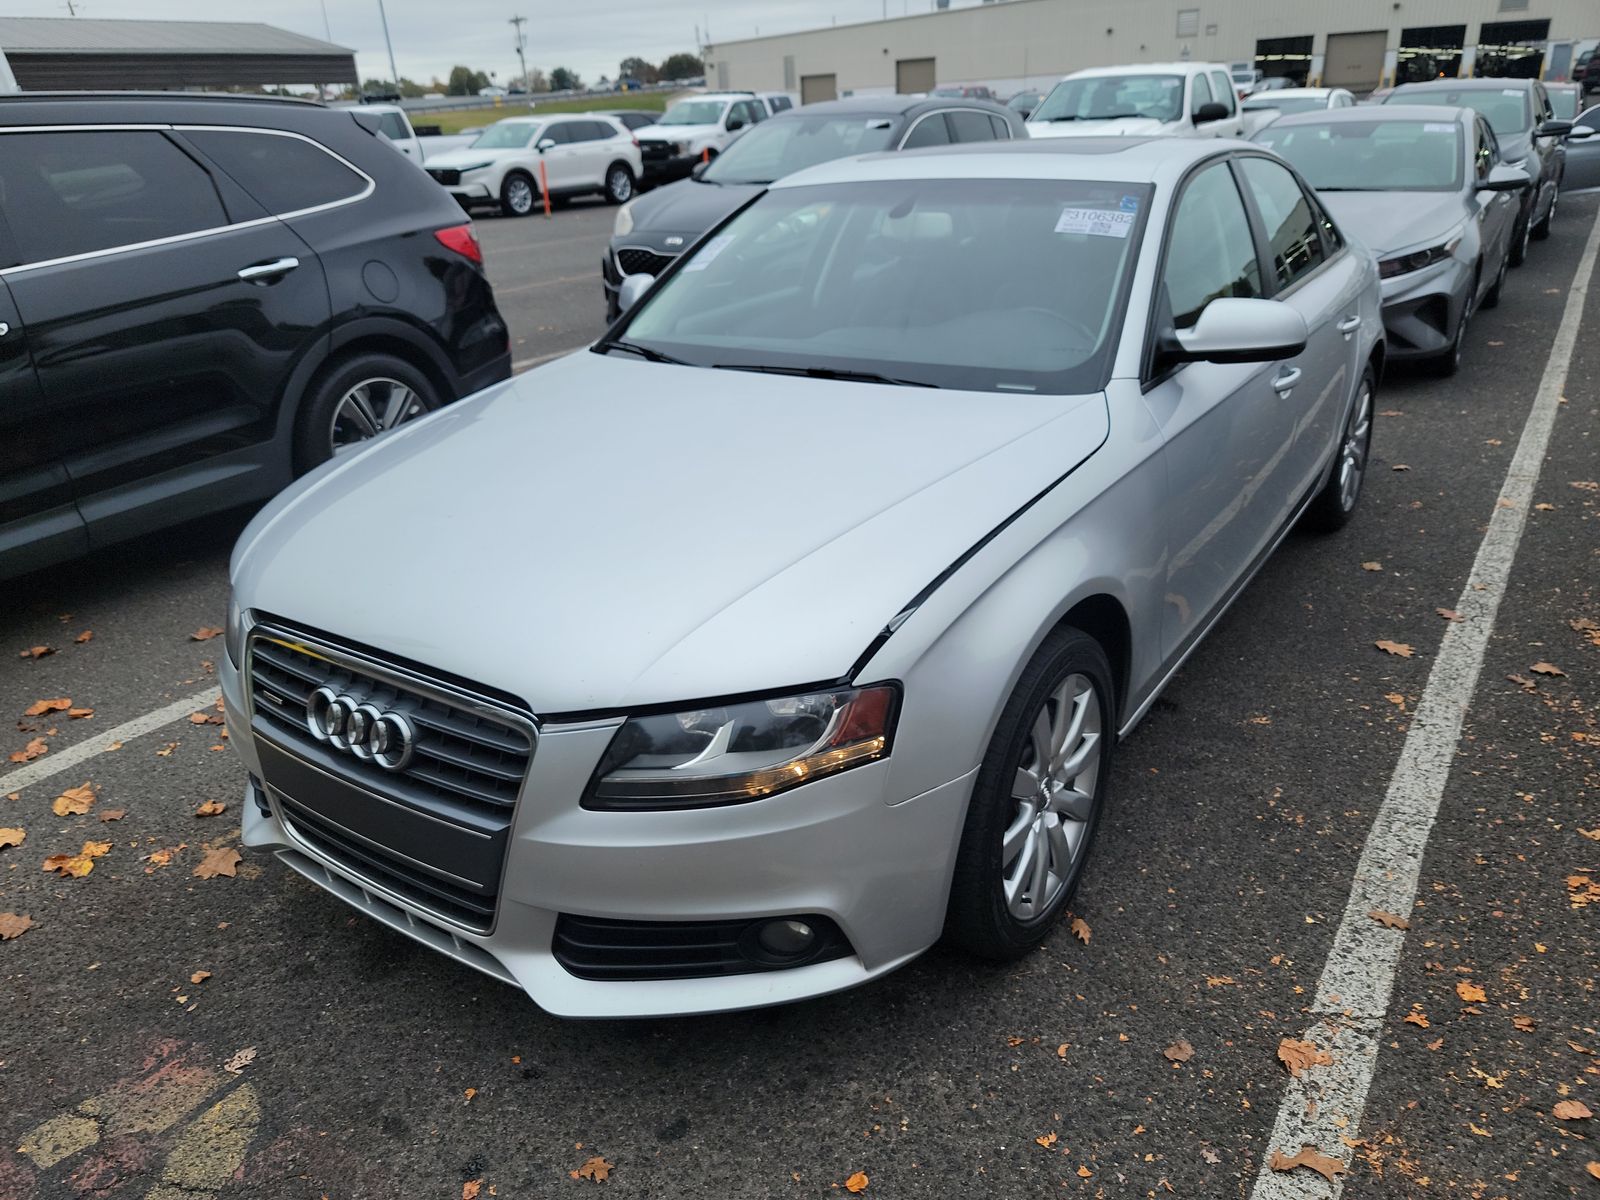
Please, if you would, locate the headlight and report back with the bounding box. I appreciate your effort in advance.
[455,162,493,174]
[224,596,248,668]
[1378,234,1462,279]
[583,684,899,810]
[613,201,635,238]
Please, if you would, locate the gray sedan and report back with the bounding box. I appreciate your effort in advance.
[1255,105,1528,375]
[221,137,1382,1017]
[1565,104,1600,192]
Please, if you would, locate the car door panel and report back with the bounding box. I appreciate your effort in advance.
[540,123,586,191]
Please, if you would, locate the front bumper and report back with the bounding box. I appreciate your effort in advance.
[1376,256,1471,361]
[640,151,699,184]
[444,181,495,203]
[221,645,971,1018]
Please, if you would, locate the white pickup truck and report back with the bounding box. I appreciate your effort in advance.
[352,103,486,164]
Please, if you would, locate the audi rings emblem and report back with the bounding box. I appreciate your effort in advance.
[306,685,416,771]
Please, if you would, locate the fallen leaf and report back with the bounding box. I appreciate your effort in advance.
[66,708,94,720]
[19,645,54,659]
[1070,916,1091,945]
[1554,1100,1592,1121]
[188,712,224,726]
[1163,1040,1194,1063]
[1036,1132,1058,1148]
[1579,829,1600,843]
[8,737,48,764]
[42,839,111,878]
[464,1087,477,1102]
[98,809,125,822]
[104,741,122,752]
[1277,1039,1332,1077]
[1375,640,1414,658]
[145,847,176,869]
[0,827,24,849]
[1268,1145,1346,1183]
[1530,661,1565,677]
[155,742,177,757]
[1056,1043,1068,1059]
[1535,502,1556,511]
[462,1183,482,1200]
[194,800,226,818]
[1436,608,1462,622]
[1506,674,1538,691]
[571,1156,614,1183]
[0,912,33,940]
[1586,1161,1600,1181]
[1426,1037,1444,1051]
[190,626,223,641]
[1513,1015,1535,1032]
[1404,1013,1430,1029]
[1206,976,1237,987]
[186,970,212,985]
[1076,1165,1093,1179]
[23,697,70,717]
[1391,464,1409,471]
[75,630,93,644]
[1368,909,1410,930]
[51,782,97,816]
[1496,497,1516,509]
[1470,1123,1491,1137]
[1571,481,1599,492]
[223,1046,256,1074]
[193,847,241,879]
[1456,981,1487,1003]
[1200,1148,1221,1165]
[1361,561,1383,572]
[1384,692,1407,710]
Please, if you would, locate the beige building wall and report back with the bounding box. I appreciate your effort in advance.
[705,0,1597,97]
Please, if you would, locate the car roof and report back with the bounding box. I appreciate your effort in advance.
[676,92,751,102]
[1060,62,1227,80]
[1392,78,1535,92]
[1269,103,1468,126]
[1247,87,1336,99]
[773,135,1243,190]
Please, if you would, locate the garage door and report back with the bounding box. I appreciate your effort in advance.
[801,74,837,104]
[896,57,936,94]
[1323,30,1387,91]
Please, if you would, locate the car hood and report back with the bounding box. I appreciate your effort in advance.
[233,354,1108,714]
[1027,116,1172,138]
[423,146,521,167]
[640,124,719,142]
[1319,191,1466,255]
[625,178,763,238]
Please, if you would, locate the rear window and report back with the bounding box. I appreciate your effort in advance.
[184,129,367,216]
[1254,119,1463,192]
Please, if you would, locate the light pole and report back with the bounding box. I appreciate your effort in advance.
[510,14,530,106]
[375,0,400,89]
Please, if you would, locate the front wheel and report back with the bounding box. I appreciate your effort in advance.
[293,353,442,474]
[604,163,636,204]
[1302,366,1375,533]
[1482,247,1508,309]
[499,171,537,218]
[944,628,1113,960]
[1531,185,1556,240]
[1509,209,1531,266]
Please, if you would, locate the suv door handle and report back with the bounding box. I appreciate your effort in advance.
[237,257,300,283]
[1337,315,1362,338]
[1272,366,1303,395]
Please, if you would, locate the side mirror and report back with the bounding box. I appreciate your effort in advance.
[1568,125,1595,140]
[690,160,710,180]
[1194,101,1230,124]
[1483,163,1533,191]
[726,117,746,131]
[1537,118,1575,137]
[536,137,556,152]
[1171,298,1308,364]
[617,273,655,315]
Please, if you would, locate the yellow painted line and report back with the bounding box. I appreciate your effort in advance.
[157,1083,260,1194]
[16,1112,98,1169]
[78,1063,225,1137]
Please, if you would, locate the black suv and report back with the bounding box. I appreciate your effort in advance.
[1,93,510,581]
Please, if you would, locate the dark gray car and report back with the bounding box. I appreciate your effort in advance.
[602,95,1026,319]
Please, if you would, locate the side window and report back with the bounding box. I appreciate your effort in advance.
[582,121,613,141]
[735,101,764,126]
[901,113,951,149]
[989,114,1014,140]
[377,112,410,141]
[185,129,367,216]
[543,122,574,145]
[1475,119,1495,181]
[1239,156,1326,290]
[767,96,792,114]
[1190,72,1214,118]
[0,129,229,263]
[1307,192,1344,252]
[1580,106,1600,133]
[947,109,997,143]
[1161,161,1262,330]
[1534,85,1552,121]
[1208,71,1238,115]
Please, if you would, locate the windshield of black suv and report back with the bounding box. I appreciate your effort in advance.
[1031,74,1185,123]
[660,100,730,126]
[1254,119,1464,192]
[1386,86,1529,136]
[703,114,898,185]
[609,177,1151,394]
[472,122,539,149]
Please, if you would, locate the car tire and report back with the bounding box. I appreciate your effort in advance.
[604,162,636,204]
[1509,209,1531,266]
[1482,249,1508,310]
[944,627,1114,961]
[499,171,538,218]
[1431,292,1472,378]
[1303,366,1375,534]
[293,353,443,474]
[1532,185,1556,240]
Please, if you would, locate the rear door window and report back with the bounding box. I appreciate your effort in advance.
[1238,156,1327,290]
[989,114,1014,139]
[0,129,229,264]
[947,109,998,143]
[901,113,951,148]
[183,129,367,217]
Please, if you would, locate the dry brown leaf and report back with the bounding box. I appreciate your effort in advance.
[1206,976,1237,987]
[23,697,70,717]
[67,707,94,719]
[1513,1015,1535,1032]
[1375,640,1414,658]
[1535,502,1556,511]
[1586,1161,1600,1181]
[98,809,125,822]
[0,826,24,849]
[8,737,48,764]
[42,839,110,878]
[1070,916,1091,945]
[190,626,223,641]
[1268,1145,1346,1183]
[145,847,176,869]
[1530,661,1565,677]
[1436,608,1462,622]
[1076,1165,1093,1178]
[19,645,53,659]
[1403,1013,1430,1029]
[223,1046,256,1074]
[51,782,97,816]
[571,1156,614,1183]
[844,1171,868,1193]
[1456,981,1487,1003]
[1506,674,1538,691]
[1036,1132,1058,1148]
[462,1183,481,1200]
[1496,497,1516,509]
[1277,1039,1332,1077]
[464,1087,477,1102]
[1426,1037,1444,1051]
[75,630,93,644]
[188,712,224,725]
[155,742,177,757]
[104,741,123,752]
[0,912,33,940]
[1200,1148,1221,1165]
[1571,481,1599,492]
[1579,828,1600,843]
[193,847,241,879]
[1361,561,1383,572]
[1553,1100,1592,1121]
[1056,1043,1069,1059]
[1368,909,1410,930]
[1163,1040,1195,1063]
[194,800,226,818]
[188,969,212,984]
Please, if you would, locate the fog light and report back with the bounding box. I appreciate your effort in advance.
[757,919,816,958]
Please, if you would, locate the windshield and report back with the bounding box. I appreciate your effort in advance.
[660,99,729,126]
[611,178,1150,393]
[472,122,538,149]
[1242,96,1327,115]
[703,114,898,185]
[1386,87,1529,135]
[1031,74,1185,123]
[1008,92,1042,110]
[1254,119,1463,191]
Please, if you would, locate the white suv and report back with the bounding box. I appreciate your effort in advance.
[637,93,779,185]
[1027,63,1245,140]
[423,114,644,216]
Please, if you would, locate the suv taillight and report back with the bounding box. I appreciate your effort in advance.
[434,223,482,265]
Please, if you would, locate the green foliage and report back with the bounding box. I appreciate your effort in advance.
[447,65,492,96]
[657,53,704,81]
[549,66,582,92]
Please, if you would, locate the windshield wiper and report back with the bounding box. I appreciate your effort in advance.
[602,341,690,365]
[1048,114,1078,121]
[712,363,934,387]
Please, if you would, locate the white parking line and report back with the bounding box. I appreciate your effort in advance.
[1,687,222,794]
[1249,207,1600,1198]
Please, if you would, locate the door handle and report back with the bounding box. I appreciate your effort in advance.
[1337,315,1362,339]
[1272,366,1303,395]
[237,257,300,283]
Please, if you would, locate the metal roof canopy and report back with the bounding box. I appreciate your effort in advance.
[0,17,357,89]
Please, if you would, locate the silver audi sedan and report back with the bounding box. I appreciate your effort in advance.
[221,137,1383,1017]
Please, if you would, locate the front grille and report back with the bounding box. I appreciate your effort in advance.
[553,913,852,981]
[640,141,679,160]
[428,168,461,185]
[616,247,677,276]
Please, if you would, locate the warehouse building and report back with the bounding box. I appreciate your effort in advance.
[0,17,357,92]
[704,0,1596,102]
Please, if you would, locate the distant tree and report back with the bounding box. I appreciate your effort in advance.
[396,76,428,98]
[618,56,658,84]
[656,53,704,81]
[360,77,392,95]
[549,66,581,92]
[521,68,548,92]
[446,65,491,95]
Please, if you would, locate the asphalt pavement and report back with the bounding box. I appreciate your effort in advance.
[1,194,1596,1200]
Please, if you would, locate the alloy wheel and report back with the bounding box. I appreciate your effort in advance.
[1001,673,1102,921]
[328,378,434,456]
[1338,381,1373,512]
[608,167,633,202]
[507,177,534,214]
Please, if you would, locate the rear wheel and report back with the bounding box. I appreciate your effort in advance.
[944,628,1113,960]
[499,171,537,218]
[605,162,636,204]
[1482,247,1508,309]
[1509,208,1531,266]
[1303,367,1375,533]
[1532,185,1556,240]
[293,353,441,474]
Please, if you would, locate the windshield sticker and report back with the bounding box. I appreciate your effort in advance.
[682,234,734,272]
[1119,195,1141,212]
[1055,207,1135,238]
[1503,88,1522,96]
[1424,122,1456,133]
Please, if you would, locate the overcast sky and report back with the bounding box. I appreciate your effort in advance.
[5,0,969,84]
